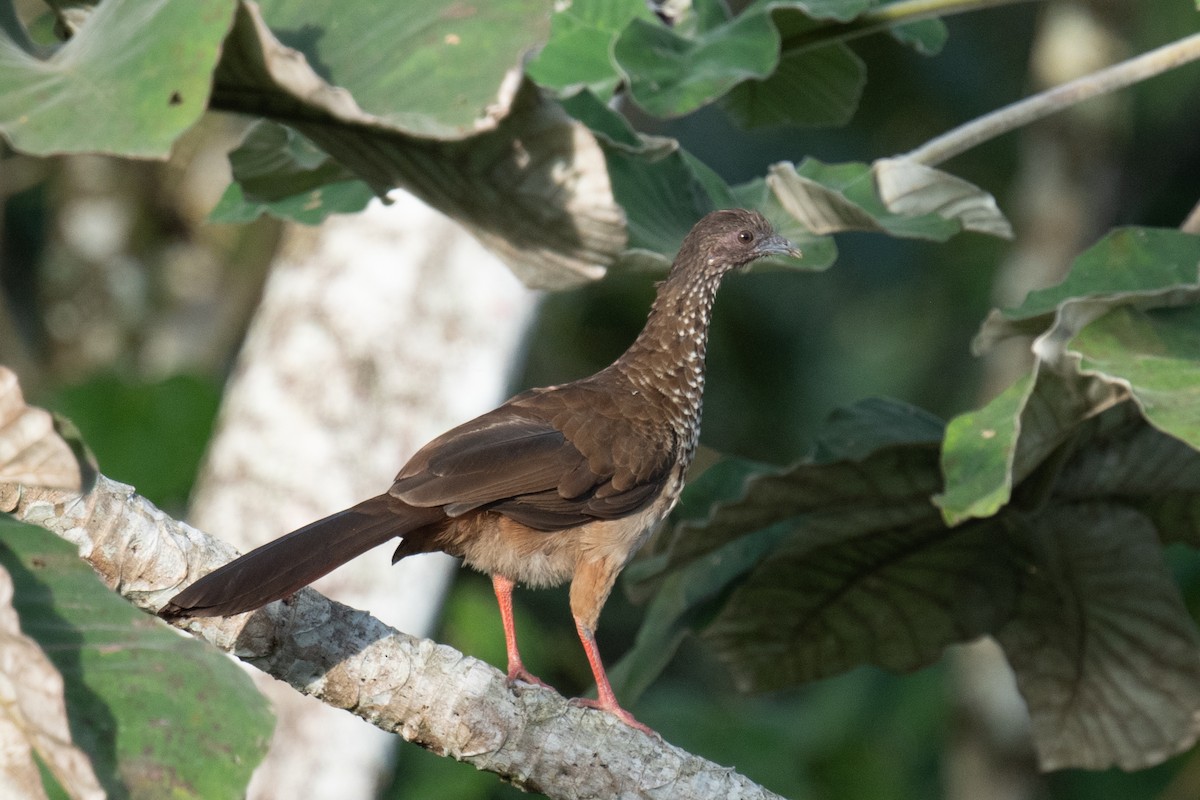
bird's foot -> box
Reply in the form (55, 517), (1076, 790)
(506, 666), (553, 691)
(569, 697), (660, 738)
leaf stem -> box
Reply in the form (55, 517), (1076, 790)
(781, 0), (1042, 54)
(906, 32), (1200, 166)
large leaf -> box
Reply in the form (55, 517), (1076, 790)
(767, 158), (1012, 241)
(0, 521), (273, 799)
(0, 564), (104, 799)
(0, 367), (271, 796)
(208, 121), (375, 225)
(648, 404), (1018, 693)
(720, 42), (864, 129)
(614, 6), (781, 118)
(1070, 305), (1200, 449)
(935, 368), (1123, 526)
(610, 0), (886, 122)
(663, 440), (946, 572)
(251, 0), (551, 139)
(524, 0), (654, 100)
(0, 0), (233, 156)
(2, 0), (625, 288)
(533, 0), (939, 127)
(997, 504), (1200, 771)
(210, 1), (623, 288)
(705, 517), (1019, 691)
(975, 227), (1200, 353)
(1052, 402), (1200, 546)
(940, 228), (1200, 525)
(646, 392), (1200, 770)
(651, 399), (946, 580)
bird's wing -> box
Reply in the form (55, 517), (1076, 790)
(389, 387), (674, 530)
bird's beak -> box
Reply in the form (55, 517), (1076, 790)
(756, 234), (803, 261)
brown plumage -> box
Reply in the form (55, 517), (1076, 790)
(160, 208), (801, 733)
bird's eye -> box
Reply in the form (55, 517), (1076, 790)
(737, 230), (753, 244)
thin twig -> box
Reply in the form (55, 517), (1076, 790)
(905, 32), (1200, 166)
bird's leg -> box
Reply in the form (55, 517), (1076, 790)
(570, 617), (657, 737)
(491, 574), (550, 688)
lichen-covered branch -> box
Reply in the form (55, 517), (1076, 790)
(0, 372), (782, 800)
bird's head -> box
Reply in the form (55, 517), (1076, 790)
(671, 209), (802, 280)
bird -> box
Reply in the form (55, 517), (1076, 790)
(160, 208), (801, 734)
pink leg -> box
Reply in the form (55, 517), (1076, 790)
(571, 617), (657, 737)
(491, 574), (550, 688)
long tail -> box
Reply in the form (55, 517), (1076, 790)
(159, 493), (443, 619)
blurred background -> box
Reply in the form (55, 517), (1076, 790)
(3, 1), (1199, 798)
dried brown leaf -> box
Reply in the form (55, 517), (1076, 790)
(0, 368), (81, 512)
(0, 566), (104, 799)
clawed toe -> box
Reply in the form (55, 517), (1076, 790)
(507, 667), (553, 690)
(569, 697), (659, 738)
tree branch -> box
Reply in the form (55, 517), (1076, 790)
(0, 379), (783, 799)
(905, 32), (1200, 166)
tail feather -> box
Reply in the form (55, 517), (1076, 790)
(159, 494), (442, 619)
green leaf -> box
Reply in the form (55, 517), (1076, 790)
(661, 403), (945, 572)
(0, 521), (272, 798)
(525, 0), (653, 100)
(0, 0), (234, 156)
(210, 179), (375, 226)
(610, 522), (789, 703)
(208, 122), (374, 225)
(604, 141), (724, 255)
(762, 0), (874, 24)
(936, 367), (1126, 526)
(765, 157), (1012, 242)
(721, 43), (864, 128)
(997, 504), (1200, 770)
(47, 373), (221, 512)
(1016, 228), (1200, 318)
(1052, 402), (1200, 547)
(935, 375), (1030, 525)
(614, 4), (781, 117)
(251, 0), (551, 139)
(211, 3), (623, 289)
(705, 517), (1020, 691)
(1070, 305), (1200, 449)
(641, 392), (1200, 770)
(940, 228), (1200, 525)
(975, 227), (1200, 352)
(940, 227), (1200, 525)
(888, 18), (948, 56)
(649, 402), (1016, 693)
(872, 157), (1012, 238)
(809, 396), (946, 462)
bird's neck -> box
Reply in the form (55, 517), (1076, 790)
(610, 267), (725, 450)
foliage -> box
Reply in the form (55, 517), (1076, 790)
(0, 520), (272, 798)
(2, 0), (1200, 797)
